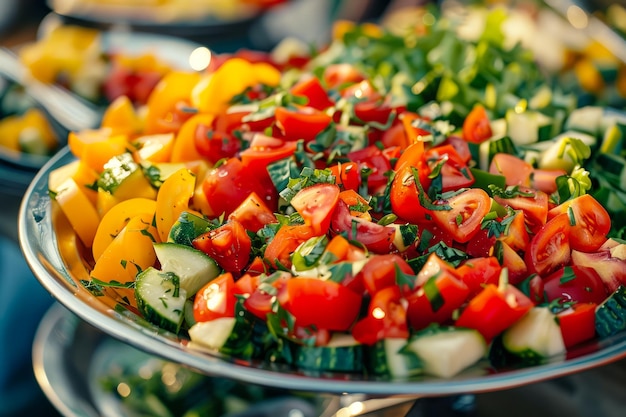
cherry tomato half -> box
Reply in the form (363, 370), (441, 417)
(431, 188), (491, 244)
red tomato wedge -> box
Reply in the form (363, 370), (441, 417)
(278, 278), (362, 331)
(556, 303), (598, 349)
(352, 286), (409, 345)
(431, 188), (491, 243)
(290, 183), (340, 235)
(525, 213), (571, 277)
(463, 104), (492, 144)
(456, 283), (533, 342)
(192, 220), (252, 274)
(274, 106), (332, 142)
(548, 194), (610, 252)
(193, 273), (237, 322)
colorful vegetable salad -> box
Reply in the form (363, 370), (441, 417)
(49, 8), (626, 380)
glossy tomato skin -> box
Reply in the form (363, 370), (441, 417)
(556, 303), (598, 349)
(264, 225), (315, 269)
(462, 104), (492, 144)
(194, 124), (241, 164)
(277, 278), (362, 331)
(455, 284), (533, 342)
(548, 194), (610, 252)
(228, 192), (277, 233)
(192, 220), (252, 274)
(431, 188), (491, 244)
(239, 134), (298, 179)
(193, 273), (237, 322)
(525, 213), (571, 277)
(329, 161), (361, 192)
(390, 164), (433, 225)
(202, 157), (275, 218)
(275, 106), (332, 142)
(330, 200), (396, 254)
(357, 254), (415, 295)
(543, 265), (608, 305)
(290, 75), (334, 110)
(406, 273), (470, 330)
(352, 286), (409, 345)
(290, 183), (340, 236)
(456, 256), (502, 297)
(244, 272), (290, 320)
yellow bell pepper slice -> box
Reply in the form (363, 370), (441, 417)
(54, 177), (101, 248)
(155, 167), (196, 242)
(90, 213), (159, 308)
(92, 197), (158, 262)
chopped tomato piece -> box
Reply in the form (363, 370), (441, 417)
(352, 286), (409, 345)
(548, 194), (610, 252)
(525, 213), (571, 277)
(290, 183), (340, 235)
(462, 104), (492, 144)
(455, 283), (533, 342)
(193, 273), (237, 322)
(431, 188), (491, 244)
(192, 220), (252, 274)
(277, 277), (362, 331)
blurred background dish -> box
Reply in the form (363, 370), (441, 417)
(33, 303), (323, 417)
(0, 24), (204, 193)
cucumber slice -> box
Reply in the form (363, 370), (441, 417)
(502, 307), (565, 363)
(294, 333), (364, 373)
(154, 242), (221, 296)
(564, 105), (604, 136)
(368, 338), (422, 378)
(135, 267), (187, 333)
(188, 312), (254, 357)
(506, 109), (553, 146)
(167, 211), (212, 246)
(595, 286), (626, 338)
(405, 327), (486, 378)
(189, 317), (237, 351)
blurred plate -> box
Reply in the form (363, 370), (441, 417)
(32, 302), (323, 417)
(47, 0), (265, 39)
(19, 147), (626, 397)
(0, 29), (202, 190)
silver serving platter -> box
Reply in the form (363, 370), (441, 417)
(19, 147), (626, 396)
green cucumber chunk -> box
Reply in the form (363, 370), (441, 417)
(596, 286), (626, 338)
(405, 327), (486, 378)
(368, 338), (422, 378)
(294, 333), (364, 373)
(135, 267), (187, 333)
(154, 242), (221, 296)
(502, 307), (565, 363)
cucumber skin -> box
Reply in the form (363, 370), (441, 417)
(294, 344), (364, 373)
(135, 268), (186, 334)
(596, 286), (626, 338)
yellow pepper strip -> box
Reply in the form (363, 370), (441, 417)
(170, 113), (213, 163)
(133, 132), (176, 163)
(101, 95), (144, 137)
(67, 127), (130, 173)
(54, 177), (101, 248)
(155, 167), (196, 242)
(92, 197), (158, 262)
(144, 71), (201, 134)
(90, 214), (159, 308)
(193, 58), (281, 115)
(49, 160), (99, 205)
